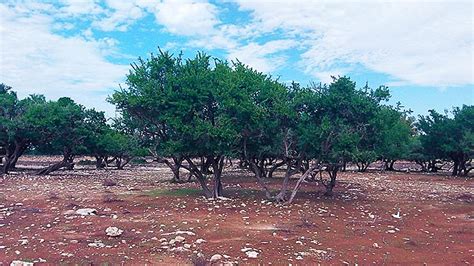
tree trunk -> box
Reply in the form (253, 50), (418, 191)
(9, 149), (23, 169)
(185, 158), (212, 198)
(415, 160), (428, 172)
(171, 166), (180, 181)
(287, 163), (321, 204)
(37, 160), (73, 175)
(211, 157), (224, 198)
(249, 160), (273, 200)
(274, 168), (292, 202)
(65, 156), (74, 170)
(1, 140), (28, 175)
(268, 160), (286, 179)
(1, 157), (12, 175)
(95, 156), (106, 169)
(428, 160), (438, 172)
(389, 160), (395, 171)
(156, 156), (186, 182)
(116, 156), (132, 170)
(324, 166), (338, 196)
(452, 159), (459, 176)
(105, 157), (116, 167)
(38, 149), (74, 175)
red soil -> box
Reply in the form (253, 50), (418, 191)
(0, 156), (473, 265)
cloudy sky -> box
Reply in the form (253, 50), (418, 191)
(0, 0), (472, 116)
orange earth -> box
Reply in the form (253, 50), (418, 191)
(1, 156), (473, 265)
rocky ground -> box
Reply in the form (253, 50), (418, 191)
(1, 156), (473, 265)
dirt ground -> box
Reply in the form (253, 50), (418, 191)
(1, 156), (473, 265)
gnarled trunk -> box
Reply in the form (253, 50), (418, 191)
(323, 165), (339, 196)
(274, 167), (292, 202)
(287, 162), (321, 204)
(156, 156), (189, 182)
(211, 156), (225, 198)
(1, 140), (28, 175)
(38, 148), (74, 175)
(185, 157), (213, 198)
(268, 160), (286, 179)
(116, 155), (133, 170)
(356, 161), (370, 172)
(95, 155), (106, 169)
(249, 159), (273, 200)
(274, 159), (302, 202)
(384, 159), (396, 171)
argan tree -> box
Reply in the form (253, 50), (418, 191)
(110, 51), (241, 198)
(0, 84), (46, 174)
(288, 77), (391, 201)
(417, 106), (473, 176)
(374, 105), (414, 171)
(34, 98), (88, 175)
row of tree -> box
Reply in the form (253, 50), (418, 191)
(1, 50), (472, 202)
(0, 84), (145, 175)
(108, 50), (473, 201)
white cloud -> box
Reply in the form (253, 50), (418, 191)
(59, 0), (105, 17)
(0, 3), (128, 116)
(227, 40), (298, 73)
(141, 0), (219, 36)
(93, 1), (145, 31)
(83, 0), (221, 34)
(235, 0), (474, 86)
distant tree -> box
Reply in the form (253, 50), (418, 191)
(417, 105), (473, 176)
(33, 98), (88, 175)
(374, 105), (414, 171)
(406, 136), (438, 172)
(100, 130), (146, 169)
(81, 109), (114, 169)
(0, 84), (46, 174)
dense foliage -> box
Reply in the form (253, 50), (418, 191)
(1, 50), (472, 201)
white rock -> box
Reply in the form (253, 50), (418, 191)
(246, 250), (259, 258)
(195, 238), (206, 244)
(183, 243), (192, 249)
(210, 254), (222, 262)
(392, 211), (401, 219)
(106, 226), (123, 237)
(217, 196), (231, 201)
(161, 230), (195, 236)
(170, 246), (189, 252)
(373, 243), (380, 248)
(75, 208), (97, 216)
(10, 261), (33, 266)
(88, 241), (105, 248)
(63, 210), (75, 215)
(174, 236), (185, 242)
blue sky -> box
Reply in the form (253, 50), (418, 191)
(0, 0), (472, 117)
